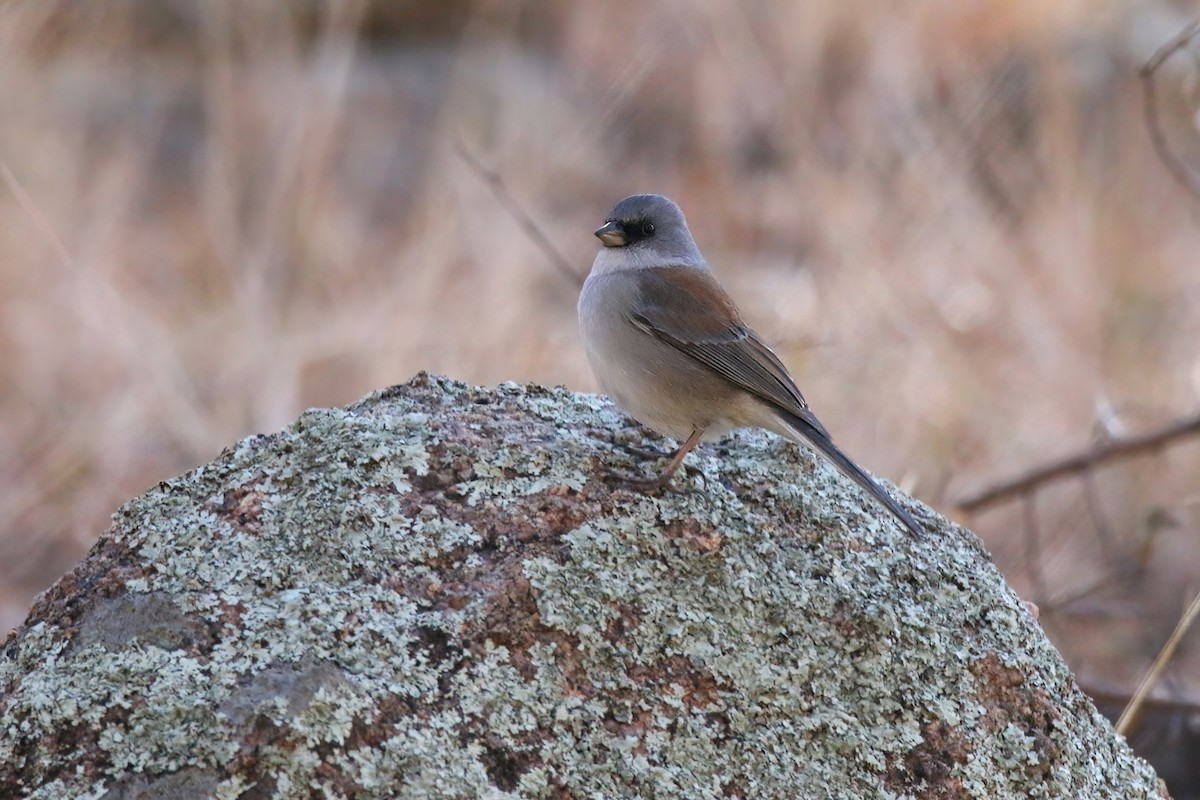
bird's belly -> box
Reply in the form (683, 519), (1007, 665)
(580, 286), (748, 441)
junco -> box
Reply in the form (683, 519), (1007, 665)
(578, 193), (923, 538)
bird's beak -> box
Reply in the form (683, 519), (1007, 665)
(594, 221), (627, 247)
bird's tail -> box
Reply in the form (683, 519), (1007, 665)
(778, 411), (924, 538)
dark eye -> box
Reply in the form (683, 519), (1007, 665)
(641, 222), (655, 236)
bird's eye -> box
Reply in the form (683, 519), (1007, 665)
(641, 222), (655, 236)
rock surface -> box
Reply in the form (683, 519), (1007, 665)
(0, 373), (1167, 799)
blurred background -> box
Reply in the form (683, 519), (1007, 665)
(2, 0), (1200, 791)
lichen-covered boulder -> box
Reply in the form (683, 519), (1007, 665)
(0, 374), (1167, 799)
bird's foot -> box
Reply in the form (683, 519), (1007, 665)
(607, 424), (675, 459)
(599, 462), (707, 494)
(616, 442), (679, 461)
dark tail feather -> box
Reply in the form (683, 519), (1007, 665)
(781, 411), (924, 538)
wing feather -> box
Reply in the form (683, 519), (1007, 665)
(628, 267), (831, 439)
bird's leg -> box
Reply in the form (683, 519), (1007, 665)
(652, 429), (705, 485)
(603, 429), (706, 491)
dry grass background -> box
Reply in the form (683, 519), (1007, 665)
(3, 0), (1200, 786)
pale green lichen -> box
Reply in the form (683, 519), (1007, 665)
(0, 374), (1168, 799)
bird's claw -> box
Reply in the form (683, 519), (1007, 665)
(598, 462), (708, 496)
(616, 443), (677, 461)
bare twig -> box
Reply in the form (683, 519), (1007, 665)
(1140, 19), (1200, 204)
(1022, 492), (1048, 603)
(957, 412), (1200, 512)
(1083, 682), (1200, 717)
(0, 160), (74, 269)
(454, 140), (584, 288)
(1080, 468), (1116, 563)
(1040, 570), (1110, 615)
(1117, 585), (1200, 736)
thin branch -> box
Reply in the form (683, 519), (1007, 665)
(1117, 585), (1200, 736)
(454, 139), (584, 288)
(1040, 570), (1111, 615)
(1080, 468), (1116, 564)
(1140, 19), (1200, 204)
(1022, 492), (1048, 604)
(1082, 682), (1200, 718)
(0, 159), (74, 269)
(957, 412), (1200, 512)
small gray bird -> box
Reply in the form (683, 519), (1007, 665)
(578, 193), (923, 538)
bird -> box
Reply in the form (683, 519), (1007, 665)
(577, 193), (924, 538)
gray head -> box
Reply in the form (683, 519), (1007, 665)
(590, 194), (706, 274)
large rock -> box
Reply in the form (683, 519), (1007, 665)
(0, 374), (1167, 799)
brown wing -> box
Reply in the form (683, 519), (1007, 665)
(628, 266), (831, 440)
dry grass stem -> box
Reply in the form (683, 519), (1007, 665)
(1117, 586), (1200, 736)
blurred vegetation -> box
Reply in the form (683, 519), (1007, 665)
(2, 0), (1200, 792)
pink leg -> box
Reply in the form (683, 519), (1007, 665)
(651, 429), (705, 486)
(605, 429), (705, 490)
